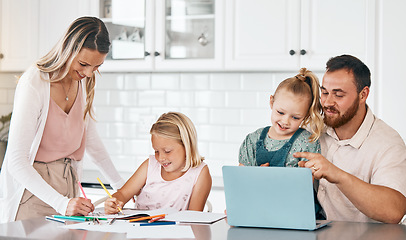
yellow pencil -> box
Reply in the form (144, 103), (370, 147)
(96, 177), (124, 214)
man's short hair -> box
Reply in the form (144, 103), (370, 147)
(326, 55), (371, 93)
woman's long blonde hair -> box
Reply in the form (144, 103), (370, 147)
(36, 16), (110, 120)
(273, 68), (324, 142)
(150, 112), (204, 172)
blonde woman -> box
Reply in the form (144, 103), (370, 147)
(104, 112), (212, 214)
(0, 16), (124, 223)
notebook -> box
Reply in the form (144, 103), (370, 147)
(222, 166), (331, 230)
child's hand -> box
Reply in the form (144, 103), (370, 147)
(104, 197), (124, 214)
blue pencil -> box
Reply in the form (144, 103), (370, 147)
(140, 221), (177, 226)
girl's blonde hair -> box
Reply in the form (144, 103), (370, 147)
(150, 112), (204, 171)
(273, 68), (324, 142)
(36, 16), (110, 120)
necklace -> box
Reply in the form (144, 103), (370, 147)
(61, 80), (73, 101)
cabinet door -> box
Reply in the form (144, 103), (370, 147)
(0, 0), (39, 72)
(154, 0), (224, 71)
(225, 0), (301, 71)
(38, 0), (97, 58)
(300, 0), (376, 70)
(99, 0), (154, 72)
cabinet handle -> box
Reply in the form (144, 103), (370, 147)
(0, 53), (4, 59)
(300, 49), (307, 55)
(154, 52), (160, 57)
(289, 50), (296, 56)
(144, 51), (150, 57)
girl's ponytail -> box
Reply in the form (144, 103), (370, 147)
(295, 68), (324, 142)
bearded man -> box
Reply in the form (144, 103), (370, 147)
(294, 55), (406, 224)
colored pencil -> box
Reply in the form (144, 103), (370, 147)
(140, 221), (176, 226)
(51, 215), (87, 222)
(129, 214), (166, 223)
(96, 177), (124, 214)
(77, 180), (88, 200)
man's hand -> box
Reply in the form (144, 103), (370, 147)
(294, 152), (344, 184)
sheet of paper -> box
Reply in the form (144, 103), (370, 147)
(164, 211), (226, 224)
(60, 221), (130, 233)
(127, 225), (195, 239)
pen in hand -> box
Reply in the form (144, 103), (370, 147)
(96, 177), (124, 214)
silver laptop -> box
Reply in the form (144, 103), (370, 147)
(222, 166), (331, 230)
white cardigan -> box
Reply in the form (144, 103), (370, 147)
(0, 66), (125, 223)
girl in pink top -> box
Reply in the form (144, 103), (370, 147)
(105, 112), (212, 213)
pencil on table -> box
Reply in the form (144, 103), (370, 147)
(129, 214), (166, 223)
(96, 177), (124, 214)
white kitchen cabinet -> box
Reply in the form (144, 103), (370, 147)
(98, 0), (224, 72)
(0, 0), (96, 72)
(225, 0), (376, 71)
(0, 0), (39, 72)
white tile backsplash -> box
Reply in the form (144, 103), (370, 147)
(138, 90), (166, 106)
(96, 74), (125, 89)
(0, 71), (299, 186)
(166, 91), (195, 107)
(151, 74), (180, 89)
(226, 91), (258, 108)
(209, 108), (241, 125)
(109, 91), (138, 106)
(210, 73), (241, 90)
(241, 73), (274, 90)
(195, 91), (226, 107)
(124, 74), (151, 90)
(180, 74), (210, 90)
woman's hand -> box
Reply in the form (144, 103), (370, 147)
(104, 197), (124, 214)
(65, 197), (94, 216)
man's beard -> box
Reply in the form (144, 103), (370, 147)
(323, 96), (359, 128)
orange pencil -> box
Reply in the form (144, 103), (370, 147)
(129, 214), (166, 223)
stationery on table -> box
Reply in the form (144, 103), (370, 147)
(88, 207), (176, 220)
(129, 214), (166, 223)
(48, 215), (108, 222)
(96, 177), (124, 214)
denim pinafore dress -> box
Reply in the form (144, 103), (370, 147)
(255, 126), (304, 167)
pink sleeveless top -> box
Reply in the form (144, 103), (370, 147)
(35, 82), (86, 162)
(136, 155), (207, 211)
